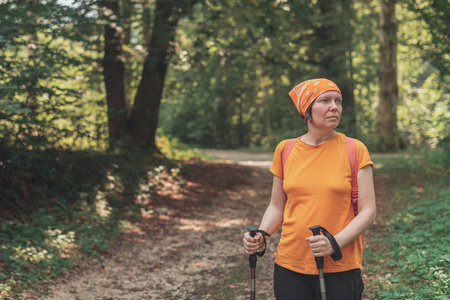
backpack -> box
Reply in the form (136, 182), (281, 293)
(281, 136), (359, 216)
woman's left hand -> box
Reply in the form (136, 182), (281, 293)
(306, 235), (334, 257)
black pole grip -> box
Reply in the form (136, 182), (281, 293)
(309, 225), (321, 236)
(309, 225), (324, 269)
(248, 226), (258, 268)
(248, 225), (258, 237)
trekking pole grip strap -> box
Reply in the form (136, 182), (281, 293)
(256, 230), (270, 257)
(320, 227), (342, 261)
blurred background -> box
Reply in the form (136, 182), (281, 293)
(1, 0), (448, 153)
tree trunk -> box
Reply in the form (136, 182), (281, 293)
(121, 0), (133, 113)
(315, 0), (357, 137)
(102, 0), (128, 147)
(377, 0), (399, 151)
(129, 0), (197, 151)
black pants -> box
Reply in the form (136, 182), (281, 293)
(274, 263), (364, 300)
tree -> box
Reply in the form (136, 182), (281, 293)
(376, 0), (400, 151)
(102, 0), (198, 152)
(102, 0), (128, 146)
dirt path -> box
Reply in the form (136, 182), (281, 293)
(35, 152), (279, 300)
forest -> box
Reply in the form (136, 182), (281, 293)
(0, 0), (449, 298)
(1, 0), (449, 152)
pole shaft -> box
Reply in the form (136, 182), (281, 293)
(319, 269), (327, 300)
(248, 226), (258, 300)
(309, 225), (327, 300)
(251, 267), (256, 300)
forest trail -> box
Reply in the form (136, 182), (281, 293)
(35, 151), (279, 300)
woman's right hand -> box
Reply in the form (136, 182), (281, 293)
(243, 231), (263, 255)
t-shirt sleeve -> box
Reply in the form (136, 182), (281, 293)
(270, 139), (289, 178)
(355, 139), (374, 170)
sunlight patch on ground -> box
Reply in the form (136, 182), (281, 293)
(118, 220), (145, 235)
(177, 218), (210, 231)
(95, 198), (112, 217)
(214, 218), (247, 228)
(140, 208), (155, 218)
(238, 161), (272, 168)
(177, 217), (246, 231)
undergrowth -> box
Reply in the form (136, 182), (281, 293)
(0, 135), (203, 299)
(365, 152), (449, 299)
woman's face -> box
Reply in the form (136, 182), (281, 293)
(309, 91), (343, 129)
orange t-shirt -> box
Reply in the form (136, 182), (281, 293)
(270, 133), (373, 274)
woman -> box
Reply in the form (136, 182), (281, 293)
(243, 78), (376, 299)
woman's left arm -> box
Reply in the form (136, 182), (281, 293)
(334, 164), (376, 249)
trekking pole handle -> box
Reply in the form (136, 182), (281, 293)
(309, 225), (324, 269)
(310, 225), (321, 236)
(248, 226), (258, 269)
(248, 225), (258, 238)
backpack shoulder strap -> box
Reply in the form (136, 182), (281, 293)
(345, 137), (359, 216)
(281, 137), (300, 179)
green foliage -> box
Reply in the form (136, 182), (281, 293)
(159, 0), (450, 151)
(0, 0), (106, 150)
(0, 207), (120, 297)
(1, 0), (448, 152)
(401, 0), (450, 77)
(156, 129), (207, 161)
(395, 3), (450, 150)
(161, 0), (333, 149)
(365, 154), (450, 299)
(426, 130), (450, 168)
(0, 148), (109, 213)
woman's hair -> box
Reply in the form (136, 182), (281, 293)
(300, 102), (314, 124)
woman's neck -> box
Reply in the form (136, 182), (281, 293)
(301, 129), (337, 146)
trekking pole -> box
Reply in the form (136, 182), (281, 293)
(248, 225), (258, 300)
(309, 225), (327, 300)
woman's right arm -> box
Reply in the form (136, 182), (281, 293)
(243, 175), (287, 255)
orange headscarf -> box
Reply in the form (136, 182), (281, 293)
(288, 78), (341, 116)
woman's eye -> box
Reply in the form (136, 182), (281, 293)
(336, 100), (342, 105)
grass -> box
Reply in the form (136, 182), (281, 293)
(364, 151), (449, 299)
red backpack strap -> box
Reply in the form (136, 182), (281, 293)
(281, 137), (300, 179)
(345, 137), (358, 216)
